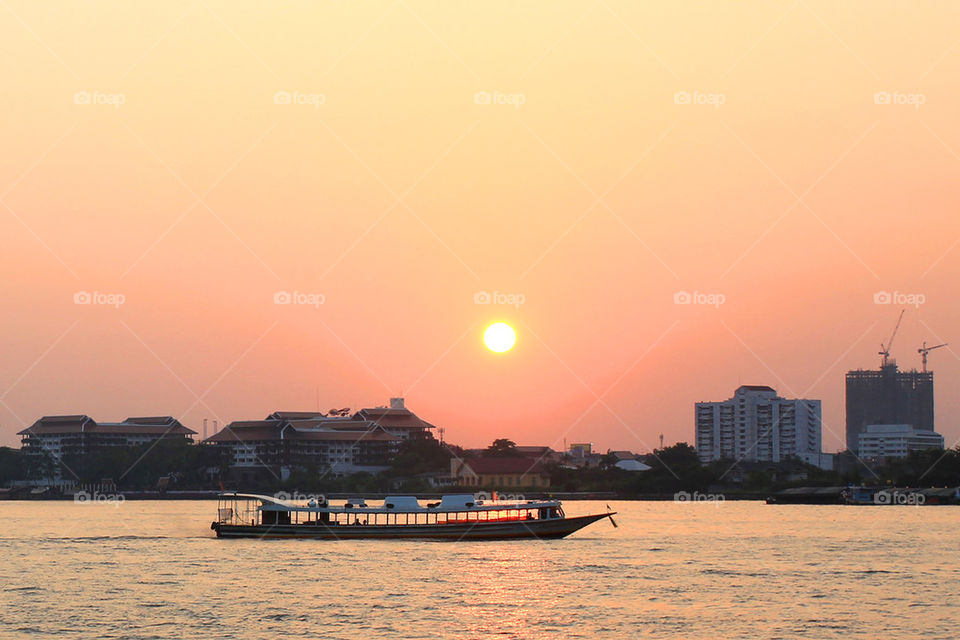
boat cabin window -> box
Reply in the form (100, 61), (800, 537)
(262, 510), (291, 525)
(233, 499), (562, 529)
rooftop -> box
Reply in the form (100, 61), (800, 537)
(514, 445), (557, 457)
(265, 411), (327, 421)
(19, 415), (195, 436)
(203, 419), (399, 444)
(464, 457), (548, 475)
(863, 424), (942, 435)
(735, 385), (777, 394)
(261, 401), (438, 431)
(355, 407), (437, 430)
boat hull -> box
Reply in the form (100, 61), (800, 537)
(212, 513), (613, 540)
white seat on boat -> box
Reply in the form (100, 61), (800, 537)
(383, 496), (422, 510)
(438, 494), (477, 510)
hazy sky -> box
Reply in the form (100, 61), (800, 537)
(2, 1), (959, 453)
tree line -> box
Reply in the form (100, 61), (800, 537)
(2, 437), (959, 495)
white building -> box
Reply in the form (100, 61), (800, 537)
(695, 385), (822, 464)
(203, 398), (439, 482)
(857, 424), (944, 459)
(18, 415), (196, 481)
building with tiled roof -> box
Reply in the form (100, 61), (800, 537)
(451, 456), (551, 489)
(18, 415), (196, 480)
(353, 397), (437, 439)
(202, 402), (440, 482)
(264, 411), (326, 421)
(202, 398), (440, 482)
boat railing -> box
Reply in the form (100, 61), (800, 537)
(217, 496), (261, 526)
(215, 493), (565, 528)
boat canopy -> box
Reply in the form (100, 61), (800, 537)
(217, 492), (560, 514)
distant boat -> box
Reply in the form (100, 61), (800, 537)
(211, 493), (616, 540)
(765, 485), (960, 506)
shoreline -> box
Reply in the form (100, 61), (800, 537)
(0, 490), (769, 501)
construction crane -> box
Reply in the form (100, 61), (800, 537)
(878, 309), (905, 367)
(918, 341), (948, 373)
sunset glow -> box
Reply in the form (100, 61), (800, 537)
(4, 5), (960, 640)
(0, 1), (958, 454)
(484, 323), (517, 354)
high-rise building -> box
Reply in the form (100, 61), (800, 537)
(695, 385), (822, 464)
(845, 363), (934, 452)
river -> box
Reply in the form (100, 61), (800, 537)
(1, 499), (957, 638)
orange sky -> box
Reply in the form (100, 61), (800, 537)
(1, 1), (960, 453)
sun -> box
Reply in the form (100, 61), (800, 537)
(484, 322), (516, 353)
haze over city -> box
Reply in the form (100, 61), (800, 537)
(2, 1), (959, 454)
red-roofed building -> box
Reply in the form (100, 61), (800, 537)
(451, 456), (551, 489)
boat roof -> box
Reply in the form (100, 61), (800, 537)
(217, 492), (561, 513)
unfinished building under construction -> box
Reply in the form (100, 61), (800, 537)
(845, 364), (934, 452)
(845, 309), (938, 452)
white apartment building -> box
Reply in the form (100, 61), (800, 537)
(695, 385), (822, 464)
(857, 424), (944, 459)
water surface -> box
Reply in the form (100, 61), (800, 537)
(1, 500), (958, 638)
